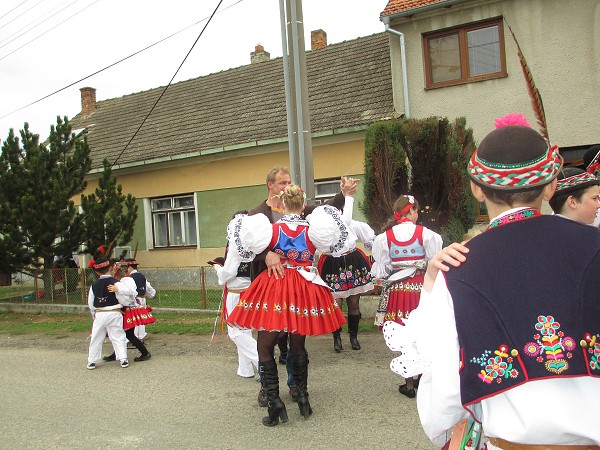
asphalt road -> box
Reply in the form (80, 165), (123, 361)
(0, 330), (435, 450)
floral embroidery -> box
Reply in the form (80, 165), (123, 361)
(323, 265), (372, 292)
(487, 208), (541, 229)
(471, 344), (519, 384)
(523, 315), (574, 374)
(583, 333), (600, 372)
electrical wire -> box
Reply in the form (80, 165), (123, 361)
(0, 0), (31, 23)
(0, 0), (102, 62)
(0, 0), (78, 49)
(0, 0), (244, 122)
(111, 0), (226, 168)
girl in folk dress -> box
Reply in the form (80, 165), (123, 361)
(227, 184), (346, 427)
(316, 190), (375, 352)
(371, 195), (442, 398)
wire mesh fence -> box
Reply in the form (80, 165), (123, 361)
(0, 267), (223, 310)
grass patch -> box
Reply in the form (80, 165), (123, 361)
(0, 311), (218, 336)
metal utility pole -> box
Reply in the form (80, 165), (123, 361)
(279, 0), (315, 204)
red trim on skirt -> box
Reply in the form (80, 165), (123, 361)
(123, 306), (156, 330)
(226, 269), (346, 335)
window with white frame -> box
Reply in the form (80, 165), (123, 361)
(423, 18), (506, 89)
(151, 194), (197, 248)
(314, 179), (340, 205)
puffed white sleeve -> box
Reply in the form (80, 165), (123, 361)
(350, 220), (375, 250)
(370, 232), (391, 278)
(229, 213), (272, 261)
(422, 227), (443, 259)
(341, 196), (354, 225)
(307, 205), (353, 256)
(215, 245), (242, 286)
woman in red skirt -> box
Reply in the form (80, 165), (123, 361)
(227, 184), (346, 426)
(371, 195), (442, 397)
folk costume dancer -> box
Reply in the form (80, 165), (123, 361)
(123, 258), (156, 343)
(212, 212), (259, 379)
(371, 195), (442, 398)
(317, 191), (375, 352)
(582, 144), (600, 228)
(227, 185), (347, 426)
(549, 167), (600, 225)
(103, 262), (154, 363)
(383, 123), (600, 449)
(87, 257), (136, 370)
(248, 166), (355, 405)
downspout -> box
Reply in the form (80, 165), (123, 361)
(384, 24), (410, 117)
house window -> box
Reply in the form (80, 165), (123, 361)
(423, 18), (506, 89)
(314, 179), (340, 205)
(151, 194), (197, 248)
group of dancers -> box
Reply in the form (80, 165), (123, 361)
(213, 166), (443, 427)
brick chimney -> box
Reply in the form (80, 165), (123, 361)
(80, 87), (96, 116)
(251, 44), (270, 64)
(311, 29), (327, 50)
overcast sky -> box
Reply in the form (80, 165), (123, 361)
(0, 0), (388, 139)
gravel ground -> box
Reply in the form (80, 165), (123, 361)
(0, 330), (435, 450)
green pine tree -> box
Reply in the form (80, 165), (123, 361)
(0, 117), (91, 284)
(80, 158), (138, 260)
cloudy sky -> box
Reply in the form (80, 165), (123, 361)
(0, 0), (389, 138)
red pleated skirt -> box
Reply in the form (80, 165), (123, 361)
(123, 306), (156, 330)
(374, 271), (424, 328)
(227, 268), (346, 335)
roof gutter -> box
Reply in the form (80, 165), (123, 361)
(384, 24), (410, 118)
(380, 0), (472, 24)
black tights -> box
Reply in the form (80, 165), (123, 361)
(258, 330), (305, 362)
(125, 328), (149, 355)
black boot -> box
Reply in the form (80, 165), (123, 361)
(277, 333), (288, 365)
(292, 354), (312, 418)
(348, 314), (361, 350)
(259, 360), (288, 427)
(332, 328), (343, 353)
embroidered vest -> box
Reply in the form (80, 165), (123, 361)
(386, 225), (425, 263)
(237, 261), (251, 278)
(130, 272), (147, 297)
(269, 223), (316, 267)
(445, 215), (600, 412)
(92, 277), (120, 308)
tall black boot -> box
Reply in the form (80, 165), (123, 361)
(348, 314), (361, 350)
(259, 359), (288, 427)
(292, 354), (312, 418)
(332, 327), (343, 353)
(277, 333), (288, 365)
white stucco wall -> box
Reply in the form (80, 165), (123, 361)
(386, 0), (600, 147)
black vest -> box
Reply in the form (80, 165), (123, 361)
(445, 215), (600, 409)
(92, 277), (120, 308)
(237, 261), (251, 278)
(130, 272), (147, 297)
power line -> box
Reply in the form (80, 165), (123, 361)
(0, 0), (77, 49)
(0, 0), (31, 23)
(0, 0), (102, 62)
(0, 0), (244, 121)
(111, 0), (227, 168)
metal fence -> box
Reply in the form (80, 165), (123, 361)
(0, 267), (223, 310)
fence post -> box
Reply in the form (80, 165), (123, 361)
(81, 268), (87, 305)
(200, 266), (207, 309)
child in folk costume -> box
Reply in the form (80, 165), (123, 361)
(212, 211), (259, 379)
(87, 258), (137, 369)
(317, 188), (375, 352)
(383, 123), (600, 449)
(122, 258), (156, 343)
(549, 167), (600, 225)
(371, 195), (442, 398)
(227, 184), (347, 427)
(102, 262), (154, 363)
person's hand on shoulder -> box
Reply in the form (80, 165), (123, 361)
(423, 242), (469, 292)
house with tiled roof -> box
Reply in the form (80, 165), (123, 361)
(380, 0), (599, 162)
(70, 31), (394, 267)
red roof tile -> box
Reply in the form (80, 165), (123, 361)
(381, 0), (447, 17)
